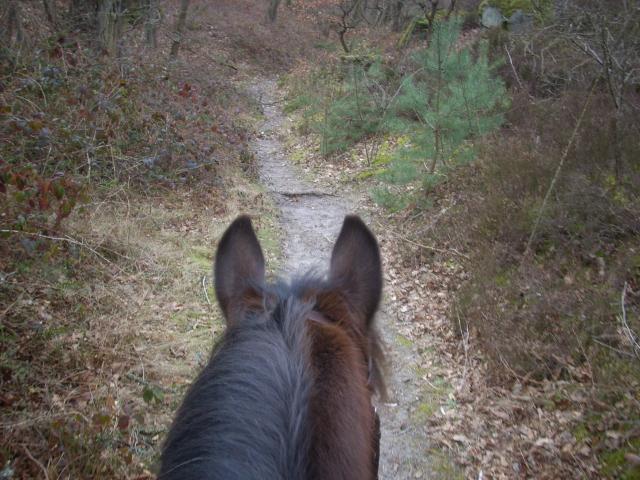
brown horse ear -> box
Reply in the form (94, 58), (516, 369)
(329, 215), (382, 325)
(214, 216), (265, 322)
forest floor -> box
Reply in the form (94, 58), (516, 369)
(2, 1), (627, 479)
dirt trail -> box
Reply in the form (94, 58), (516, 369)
(250, 79), (437, 479)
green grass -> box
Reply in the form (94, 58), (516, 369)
(413, 401), (436, 421)
(396, 334), (414, 348)
(430, 450), (466, 480)
(601, 438), (640, 479)
(189, 246), (212, 270)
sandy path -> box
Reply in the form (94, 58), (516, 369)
(249, 79), (436, 479)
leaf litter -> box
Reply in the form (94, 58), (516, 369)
(279, 82), (611, 479)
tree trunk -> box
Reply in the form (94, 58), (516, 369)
(445, 0), (456, 20)
(144, 0), (160, 48)
(425, 0), (439, 32)
(114, 1), (125, 57)
(4, 0), (25, 46)
(97, 0), (126, 56)
(338, 27), (350, 53)
(169, 0), (191, 60)
(267, 0), (281, 22)
(42, 0), (58, 28)
(391, 1), (403, 32)
(68, 0), (96, 30)
(97, 0), (115, 53)
(430, 127), (440, 173)
(610, 106), (624, 185)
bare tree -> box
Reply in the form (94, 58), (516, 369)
(445, 0), (456, 20)
(169, 0), (191, 60)
(417, 0), (440, 31)
(391, 0), (405, 31)
(97, 0), (126, 55)
(67, 0), (95, 29)
(3, 0), (25, 46)
(268, 0), (281, 22)
(42, 0), (58, 28)
(559, 1), (640, 183)
(144, 0), (160, 48)
(416, 0), (457, 31)
(333, 0), (364, 53)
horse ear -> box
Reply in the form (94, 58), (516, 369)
(329, 215), (382, 325)
(214, 216), (265, 322)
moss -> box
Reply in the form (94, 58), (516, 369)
(255, 213), (282, 270)
(189, 246), (212, 270)
(413, 365), (428, 377)
(444, 258), (459, 270)
(284, 93), (315, 114)
(353, 167), (387, 180)
(494, 271), (510, 287)
(572, 424), (590, 443)
(413, 401), (436, 421)
(39, 325), (70, 341)
(170, 309), (207, 332)
(58, 278), (83, 293)
(600, 439), (640, 479)
(396, 334), (413, 348)
(15, 260), (32, 274)
(289, 148), (306, 164)
(432, 376), (452, 391)
(429, 450), (465, 480)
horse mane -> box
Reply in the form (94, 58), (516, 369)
(159, 279), (315, 479)
(159, 273), (385, 480)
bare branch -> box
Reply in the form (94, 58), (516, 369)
(619, 282), (640, 361)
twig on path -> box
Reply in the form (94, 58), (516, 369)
(455, 304), (470, 393)
(592, 338), (636, 358)
(179, 43), (238, 71)
(258, 98), (287, 107)
(275, 190), (336, 198)
(202, 274), (212, 306)
(375, 220), (469, 259)
(22, 445), (50, 480)
(125, 372), (163, 389)
(0, 295), (22, 321)
(203, 52), (238, 71)
(0, 229), (128, 270)
(504, 45), (524, 90)
(619, 282), (640, 360)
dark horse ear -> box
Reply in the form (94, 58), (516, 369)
(329, 215), (382, 325)
(214, 216), (265, 322)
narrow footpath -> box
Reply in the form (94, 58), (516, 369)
(249, 79), (438, 479)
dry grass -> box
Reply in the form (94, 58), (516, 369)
(0, 167), (281, 478)
(0, 0), (301, 477)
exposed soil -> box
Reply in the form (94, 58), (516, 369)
(250, 78), (444, 479)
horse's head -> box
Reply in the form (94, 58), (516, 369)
(161, 215), (384, 479)
(215, 214), (382, 327)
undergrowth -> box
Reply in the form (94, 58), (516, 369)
(282, 5), (640, 477)
(0, 2), (275, 477)
(448, 70), (640, 480)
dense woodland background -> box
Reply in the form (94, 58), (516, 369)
(1, 0), (639, 478)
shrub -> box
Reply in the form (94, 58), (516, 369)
(450, 90), (639, 383)
(320, 60), (390, 156)
(379, 19), (508, 198)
